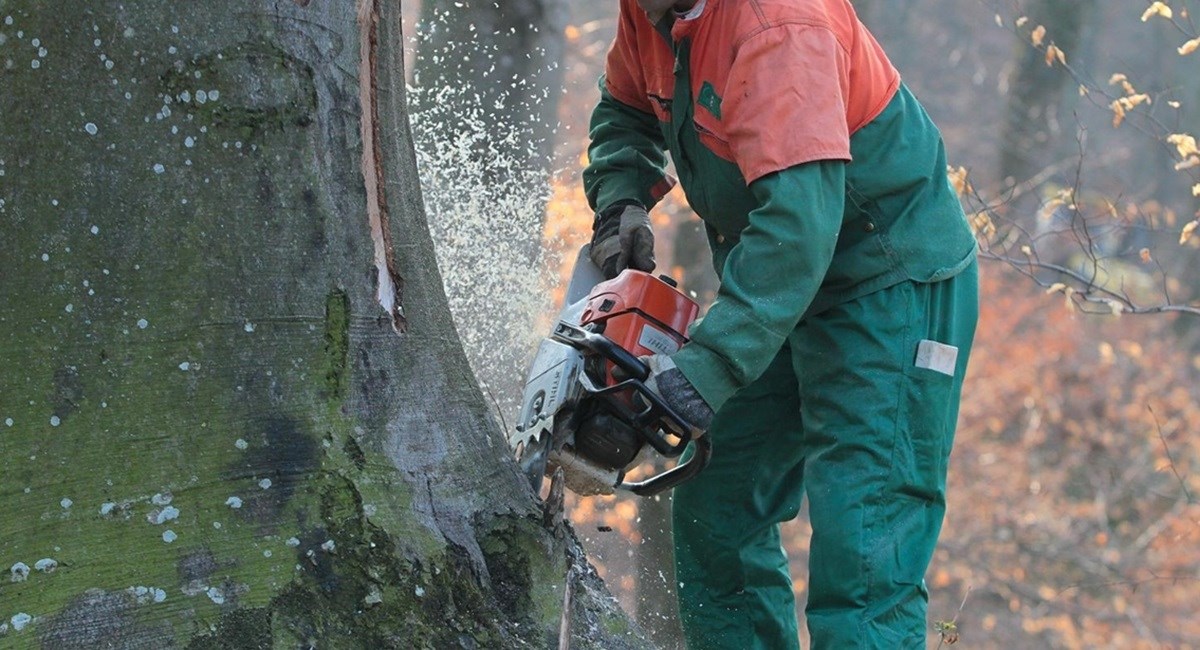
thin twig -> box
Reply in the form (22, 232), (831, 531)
(1149, 405), (1194, 503)
(935, 584), (972, 648)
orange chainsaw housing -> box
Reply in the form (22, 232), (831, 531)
(578, 270), (700, 382)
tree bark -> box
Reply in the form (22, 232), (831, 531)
(0, 2), (642, 647)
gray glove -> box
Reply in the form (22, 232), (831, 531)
(639, 355), (714, 438)
(589, 203), (655, 279)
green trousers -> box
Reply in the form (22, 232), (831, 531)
(673, 262), (979, 649)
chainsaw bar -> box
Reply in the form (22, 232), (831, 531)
(509, 337), (587, 491)
(516, 431), (551, 491)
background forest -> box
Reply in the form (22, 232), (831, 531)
(403, 1), (1199, 648)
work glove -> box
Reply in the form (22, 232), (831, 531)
(589, 202), (656, 279)
(636, 354), (714, 438)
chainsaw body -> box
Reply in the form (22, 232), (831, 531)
(509, 247), (711, 497)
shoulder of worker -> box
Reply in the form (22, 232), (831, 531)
(721, 0), (864, 47)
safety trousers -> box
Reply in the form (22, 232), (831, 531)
(673, 261), (979, 649)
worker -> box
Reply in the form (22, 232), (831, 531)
(583, 0), (980, 647)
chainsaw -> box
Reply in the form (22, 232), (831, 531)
(508, 246), (712, 497)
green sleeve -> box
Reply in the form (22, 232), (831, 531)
(672, 161), (846, 411)
(582, 77), (670, 213)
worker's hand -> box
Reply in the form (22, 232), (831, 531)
(638, 354), (714, 438)
(589, 202), (655, 279)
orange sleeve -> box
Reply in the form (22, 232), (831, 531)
(723, 24), (853, 184)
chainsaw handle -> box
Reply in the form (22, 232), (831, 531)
(554, 322), (690, 457)
(619, 436), (712, 497)
(551, 322), (649, 381)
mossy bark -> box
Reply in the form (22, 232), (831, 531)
(0, 1), (645, 647)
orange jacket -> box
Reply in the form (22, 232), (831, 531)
(604, 0), (900, 183)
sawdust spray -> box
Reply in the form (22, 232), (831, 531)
(407, 11), (568, 431)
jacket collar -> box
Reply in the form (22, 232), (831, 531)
(670, 0), (715, 39)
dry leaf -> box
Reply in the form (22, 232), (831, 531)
(970, 211), (996, 238)
(1193, 183), (1200, 196)
(1180, 37), (1200, 55)
(1104, 200), (1120, 219)
(1108, 73), (1128, 85)
(1031, 25), (1046, 47)
(1169, 100), (1182, 108)
(1115, 94), (1151, 116)
(1167, 133), (1199, 158)
(1174, 156), (1200, 171)
(1110, 99), (1127, 127)
(1016, 16), (1029, 28)
(1182, 219), (1199, 245)
(1045, 44), (1066, 66)
(947, 165), (971, 196)
(1142, 2), (1173, 22)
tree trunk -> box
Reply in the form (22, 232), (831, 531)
(0, 2), (642, 647)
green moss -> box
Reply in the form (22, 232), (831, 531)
(478, 515), (569, 628)
(264, 473), (538, 649)
(324, 290), (351, 402)
(186, 608), (272, 650)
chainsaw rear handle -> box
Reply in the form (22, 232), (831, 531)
(551, 321), (694, 457)
(619, 435), (711, 497)
(551, 320), (709, 496)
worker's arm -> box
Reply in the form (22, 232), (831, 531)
(583, 81), (672, 214)
(582, 0), (673, 213)
(672, 161), (845, 411)
(670, 20), (863, 411)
